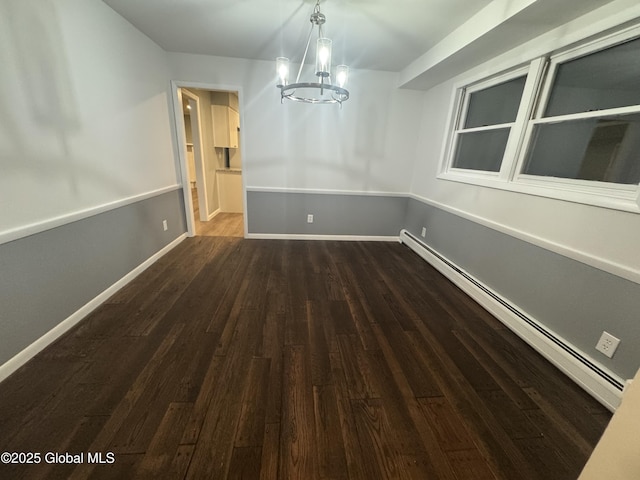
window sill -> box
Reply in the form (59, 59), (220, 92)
(437, 171), (640, 214)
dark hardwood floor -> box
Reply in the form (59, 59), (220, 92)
(0, 238), (611, 479)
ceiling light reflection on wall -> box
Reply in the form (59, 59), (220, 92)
(276, 0), (349, 106)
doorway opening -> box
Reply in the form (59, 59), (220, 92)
(174, 85), (245, 238)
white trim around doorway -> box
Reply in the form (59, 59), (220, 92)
(169, 81), (248, 238)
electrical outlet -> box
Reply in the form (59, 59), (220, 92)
(595, 331), (620, 358)
(421, 227), (427, 238)
(162, 220), (168, 231)
(307, 214), (314, 224)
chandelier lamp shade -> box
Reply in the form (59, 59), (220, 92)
(276, 0), (349, 105)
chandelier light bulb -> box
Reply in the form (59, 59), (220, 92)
(316, 38), (332, 77)
(276, 57), (290, 86)
(336, 65), (349, 88)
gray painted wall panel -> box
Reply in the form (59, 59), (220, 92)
(404, 197), (640, 380)
(0, 190), (187, 365)
(247, 191), (407, 237)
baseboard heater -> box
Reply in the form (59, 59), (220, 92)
(400, 229), (624, 410)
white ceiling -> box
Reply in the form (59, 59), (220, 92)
(103, 0), (619, 78)
(102, 0), (492, 72)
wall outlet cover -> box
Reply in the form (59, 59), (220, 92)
(595, 331), (620, 358)
(307, 214), (314, 224)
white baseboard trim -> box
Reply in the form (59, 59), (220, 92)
(399, 229), (624, 412)
(208, 208), (221, 221)
(0, 233), (187, 384)
(245, 233), (400, 242)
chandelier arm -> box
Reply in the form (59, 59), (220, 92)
(279, 82), (348, 104)
(296, 21), (316, 83)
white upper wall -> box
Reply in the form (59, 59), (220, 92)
(0, 0), (178, 241)
(166, 53), (424, 195)
(410, 0), (640, 280)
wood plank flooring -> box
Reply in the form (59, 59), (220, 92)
(192, 187), (244, 237)
(196, 212), (244, 237)
(0, 238), (611, 479)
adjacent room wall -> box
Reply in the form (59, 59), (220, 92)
(579, 367), (640, 479)
(0, 0), (186, 372)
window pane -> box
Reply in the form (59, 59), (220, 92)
(545, 37), (640, 117)
(523, 114), (640, 184)
(464, 76), (526, 128)
(453, 129), (510, 172)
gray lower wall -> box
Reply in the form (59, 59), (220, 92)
(0, 189), (187, 366)
(403, 197), (640, 380)
(246, 190), (407, 237)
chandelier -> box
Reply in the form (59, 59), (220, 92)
(276, 0), (349, 106)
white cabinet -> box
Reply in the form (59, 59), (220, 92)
(217, 170), (243, 213)
(212, 105), (239, 148)
(228, 108), (239, 147)
(211, 91), (240, 149)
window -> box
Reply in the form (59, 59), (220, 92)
(440, 26), (640, 212)
(450, 74), (527, 173)
(520, 36), (640, 188)
(522, 116), (640, 185)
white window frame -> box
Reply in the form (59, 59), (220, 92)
(512, 26), (640, 210)
(437, 23), (640, 214)
(439, 60), (545, 186)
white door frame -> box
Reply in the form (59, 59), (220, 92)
(170, 80), (247, 237)
(181, 89), (209, 224)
